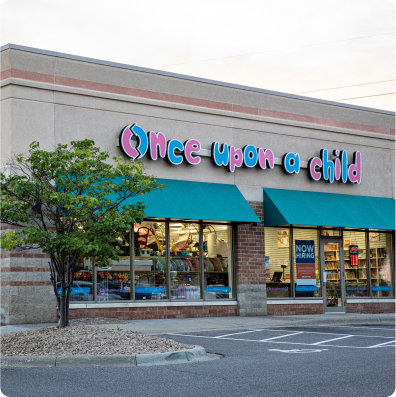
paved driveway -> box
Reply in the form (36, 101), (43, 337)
(2, 324), (394, 397)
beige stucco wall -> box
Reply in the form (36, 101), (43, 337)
(1, 47), (395, 202)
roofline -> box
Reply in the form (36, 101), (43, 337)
(1, 43), (394, 116)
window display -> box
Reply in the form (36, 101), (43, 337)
(264, 227), (291, 297)
(97, 231), (132, 300)
(69, 258), (93, 301)
(343, 231), (368, 297)
(76, 221), (234, 302)
(203, 224), (232, 299)
(134, 222), (167, 300)
(370, 232), (394, 297)
(293, 229), (320, 298)
(169, 222), (201, 299)
(97, 271), (131, 301)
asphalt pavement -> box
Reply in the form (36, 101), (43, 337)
(1, 313), (395, 397)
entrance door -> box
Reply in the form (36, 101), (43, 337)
(321, 238), (345, 312)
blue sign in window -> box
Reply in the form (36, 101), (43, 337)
(57, 287), (91, 295)
(296, 286), (318, 292)
(372, 286), (392, 292)
(205, 286), (231, 293)
(135, 287), (165, 294)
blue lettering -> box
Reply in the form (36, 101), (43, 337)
(321, 149), (334, 183)
(167, 140), (184, 165)
(282, 152), (300, 174)
(211, 142), (229, 166)
(243, 145), (258, 167)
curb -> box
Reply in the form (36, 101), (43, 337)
(1, 346), (208, 368)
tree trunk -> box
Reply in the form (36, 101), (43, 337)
(65, 284), (71, 327)
(59, 289), (68, 328)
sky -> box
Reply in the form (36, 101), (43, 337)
(0, 0), (395, 111)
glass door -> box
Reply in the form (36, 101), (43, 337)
(321, 238), (345, 312)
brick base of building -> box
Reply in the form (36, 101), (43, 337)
(346, 302), (395, 314)
(69, 305), (238, 320)
(267, 304), (323, 315)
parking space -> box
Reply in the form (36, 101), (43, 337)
(168, 324), (395, 350)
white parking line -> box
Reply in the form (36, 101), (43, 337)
(367, 340), (396, 349)
(214, 330), (264, 338)
(260, 332), (303, 342)
(167, 328), (396, 350)
(311, 335), (353, 345)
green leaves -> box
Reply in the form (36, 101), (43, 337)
(0, 140), (163, 265)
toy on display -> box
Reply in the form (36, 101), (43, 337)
(138, 226), (164, 254)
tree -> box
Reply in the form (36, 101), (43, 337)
(0, 140), (162, 327)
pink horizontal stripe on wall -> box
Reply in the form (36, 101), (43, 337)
(1, 69), (394, 136)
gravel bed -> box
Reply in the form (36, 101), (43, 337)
(1, 321), (193, 356)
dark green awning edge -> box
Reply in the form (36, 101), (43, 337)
(263, 188), (395, 230)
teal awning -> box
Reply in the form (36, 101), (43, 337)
(115, 179), (260, 223)
(263, 188), (395, 230)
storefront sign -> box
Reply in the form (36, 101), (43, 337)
(296, 286), (318, 292)
(295, 240), (316, 286)
(308, 149), (361, 184)
(118, 124), (362, 183)
(349, 245), (358, 266)
(372, 286), (391, 292)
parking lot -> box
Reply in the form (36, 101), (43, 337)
(167, 324), (395, 351)
(2, 323), (395, 397)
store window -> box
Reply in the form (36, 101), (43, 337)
(169, 222), (201, 299)
(70, 258), (93, 301)
(264, 228), (291, 297)
(369, 232), (394, 297)
(321, 229), (341, 237)
(293, 229), (320, 298)
(343, 231), (368, 297)
(134, 222), (167, 300)
(73, 221), (235, 303)
(203, 224), (232, 299)
(97, 231), (132, 301)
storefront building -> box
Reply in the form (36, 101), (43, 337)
(0, 44), (394, 324)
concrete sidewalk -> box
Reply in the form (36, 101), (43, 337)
(1, 313), (394, 335)
(96, 313), (395, 335)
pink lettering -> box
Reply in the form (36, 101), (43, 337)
(229, 146), (243, 173)
(184, 139), (201, 165)
(149, 131), (167, 160)
(334, 158), (341, 180)
(348, 151), (361, 184)
(308, 157), (322, 181)
(120, 125), (139, 159)
(258, 148), (274, 169)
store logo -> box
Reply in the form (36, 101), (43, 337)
(119, 124), (201, 165)
(119, 124), (148, 159)
(211, 142), (274, 173)
(308, 149), (361, 184)
(118, 124), (362, 184)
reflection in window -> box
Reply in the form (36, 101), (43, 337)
(343, 231), (368, 297)
(370, 232), (394, 297)
(70, 258), (93, 301)
(134, 222), (167, 300)
(169, 222), (201, 299)
(264, 228), (291, 298)
(203, 224), (232, 299)
(97, 231), (131, 300)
